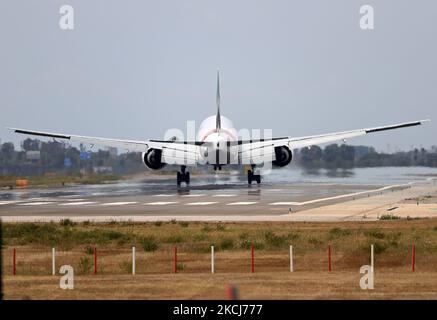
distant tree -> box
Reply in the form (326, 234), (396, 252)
(40, 141), (66, 168)
(0, 142), (15, 166)
(339, 144), (355, 168)
(354, 145), (376, 158)
(322, 144), (342, 168)
(22, 138), (40, 151)
(299, 146), (322, 168)
(1, 142), (14, 154)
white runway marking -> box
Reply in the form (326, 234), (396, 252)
(181, 194), (205, 197)
(153, 194), (174, 197)
(185, 202), (218, 206)
(91, 192), (106, 196)
(0, 201), (21, 205)
(23, 197), (60, 202)
(59, 195), (84, 198)
(226, 202), (258, 206)
(269, 184), (407, 206)
(265, 189), (284, 192)
(19, 202), (54, 206)
(270, 202), (301, 206)
(144, 202), (179, 206)
(59, 202), (97, 206)
(212, 194), (237, 197)
(66, 199), (86, 202)
(100, 202), (138, 206)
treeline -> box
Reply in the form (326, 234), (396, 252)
(295, 144), (437, 169)
(0, 138), (144, 176)
(1, 138), (437, 176)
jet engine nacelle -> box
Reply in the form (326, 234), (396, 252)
(272, 146), (293, 167)
(142, 149), (165, 170)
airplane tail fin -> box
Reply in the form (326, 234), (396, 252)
(216, 69), (221, 131)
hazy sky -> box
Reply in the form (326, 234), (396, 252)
(0, 0), (436, 152)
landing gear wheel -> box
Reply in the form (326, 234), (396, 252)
(176, 167), (190, 186)
(247, 169), (261, 185)
(177, 172), (182, 187)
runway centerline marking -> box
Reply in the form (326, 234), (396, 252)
(144, 202), (179, 205)
(100, 202), (139, 206)
(185, 202), (218, 206)
(212, 194), (237, 197)
(153, 194), (174, 197)
(181, 194), (206, 197)
(226, 202), (258, 206)
(18, 202), (54, 206)
(58, 201), (97, 206)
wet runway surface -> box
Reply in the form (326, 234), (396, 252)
(4, 166), (437, 219)
(0, 178), (394, 217)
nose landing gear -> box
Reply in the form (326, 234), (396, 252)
(177, 166), (190, 187)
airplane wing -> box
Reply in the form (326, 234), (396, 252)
(238, 119), (430, 164)
(8, 127), (203, 166)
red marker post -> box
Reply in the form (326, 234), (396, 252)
(412, 244), (416, 272)
(94, 247), (97, 275)
(13, 248), (16, 276)
(226, 284), (239, 300)
(328, 245), (332, 272)
(173, 246), (178, 274)
(251, 242), (254, 273)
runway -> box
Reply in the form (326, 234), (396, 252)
(2, 167), (437, 222)
(0, 182), (380, 214)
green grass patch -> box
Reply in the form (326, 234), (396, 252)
(329, 227), (352, 238)
(379, 214), (401, 220)
(140, 236), (158, 252)
(163, 235), (184, 244)
(365, 229), (385, 239)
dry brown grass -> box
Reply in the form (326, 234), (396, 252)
(3, 219), (437, 299)
(4, 271), (437, 300)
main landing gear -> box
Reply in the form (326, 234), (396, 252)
(247, 165), (261, 185)
(177, 166), (190, 187)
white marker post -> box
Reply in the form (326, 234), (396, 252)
(371, 244), (374, 272)
(211, 246), (215, 274)
(289, 245), (294, 272)
(52, 247), (56, 276)
(132, 247), (136, 275)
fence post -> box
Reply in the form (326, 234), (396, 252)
(211, 246), (215, 274)
(290, 245), (294, 272)
(173, 246), (177, 274)
(328, 245), (332, 272)
(94, 247), (97, 275)
(412, 244), (416, 272)
(132, 246), (136, 275)
(251, 242), (254, 273)
(52, 247), (56, 276)
(371, 244), (374, 272)
(226, 284), (238, 300)
(13, 248), (16, 276)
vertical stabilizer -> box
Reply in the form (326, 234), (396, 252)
(216, 69), (221, 131)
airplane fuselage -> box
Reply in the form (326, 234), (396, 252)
(198, 115), (238, 166)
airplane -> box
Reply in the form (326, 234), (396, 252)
(9, 71), (430, 186)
